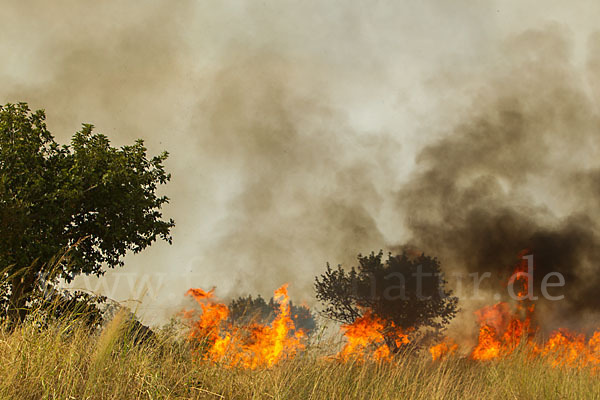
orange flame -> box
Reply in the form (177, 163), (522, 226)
(337, 310), (410, 362)
(185, 287), (229, 351)
(184, 284), (306, 369)
(469, 253), (536, 361)
(469, 301), (534, 361)
(428, 252), (600, 370)
(185, 253), (600, 370)
(532, 330), (600, 370)
(430, 337), (458, 361)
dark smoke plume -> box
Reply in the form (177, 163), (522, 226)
(3, 1), (600, 327)
(398, 26), (600, 331)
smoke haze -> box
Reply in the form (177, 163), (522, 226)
(1, 1), (599, 326)
(400, 26), (600, 334)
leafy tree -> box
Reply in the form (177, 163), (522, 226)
(228, 294), (316, 335)
(314, 250), (458, 348)
(0, 103), (174, 321)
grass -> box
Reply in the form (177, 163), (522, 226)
(1, 312), (599, 399)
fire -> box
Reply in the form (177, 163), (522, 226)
(427, 252), (600, 371)
(533, 330), (600, 370)
(185, 288), (229, 351)
(429, 337), (458, 361)
(469, 302), (534, 361)
(185, 284), (306, 369)
(337, 310), (410, 362)
(184, 254), (600, 370)
(235, 284), (306, 369)
(469, 253), (535, 361)
(430, 337), (458, 361)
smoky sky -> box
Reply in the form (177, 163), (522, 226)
(1, 1), (600, 326)
(399, 26), (600, 332)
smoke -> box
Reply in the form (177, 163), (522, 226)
(398, 25), (600, 331)
(187, 51), (392, 298)
(2, 0), (418, 321)
(2, 1), (600, 327)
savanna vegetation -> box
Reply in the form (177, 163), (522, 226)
(315, 251), (458, 350)
(1, 104), (598, 399)
(1, 305), (598, 400)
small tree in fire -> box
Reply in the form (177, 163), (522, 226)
(228, 294), (316, 335)
(314, 250), (458, 350)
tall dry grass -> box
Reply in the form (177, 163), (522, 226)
(1, 310), (599, 400)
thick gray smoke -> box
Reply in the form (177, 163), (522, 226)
(1, 0), (411, 322)
(187, 52), (391, 298)
(399, 26), (600, 332)
(2, 1), (600, 327)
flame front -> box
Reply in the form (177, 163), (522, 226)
(337, 310), (410, 362)
(427, 253), (600, 370)
(469, 302), (534, 361)
(430, 337), (458, 361)
(185, 254), (600, 370)
(185, 284), (305, 369)
(533, 330), (600, 370)
(469, 253), (535, 361)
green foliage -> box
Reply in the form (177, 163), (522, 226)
(315, 250), (458, 344)
(228, 294), (317, 335)
(0, 266), (107, 331)
(0, 103), (174, 319)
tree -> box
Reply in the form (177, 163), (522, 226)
(314, 250), (458, 348)
(0, 103), (174, 321)
(228, 294), (316, 335)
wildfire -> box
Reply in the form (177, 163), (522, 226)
(426, 252), (600, 371)
(533, 330), (600, 370)
(184, 253), (600, 370)
(185, 288), (230, 351)
(185, 284), (306, 369)
(430, 337), (458, 361)
(469, 301), (534, 361)
(337, 310), (410, 362)
(468, 252), (536, 361)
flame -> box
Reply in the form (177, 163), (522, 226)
(427, 252), (600, 371)
(185, 287), (230, 353)
(184, 284), (306, 369)
(532, 330), (600, 370)
(184, 254), (600, 370)
(337, 310), (410, 362)
(469, 301), (534, 361)
(430, 337), (458, 361)
(469, 253), (535, 361)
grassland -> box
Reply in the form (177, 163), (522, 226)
(1, 311), (599, 400)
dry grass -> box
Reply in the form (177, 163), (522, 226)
(0, 313), (599, 400)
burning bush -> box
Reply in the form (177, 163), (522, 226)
(184, 284), (307, 369)
(228, 293), (316, 336)
(315, 250), (458, 356)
